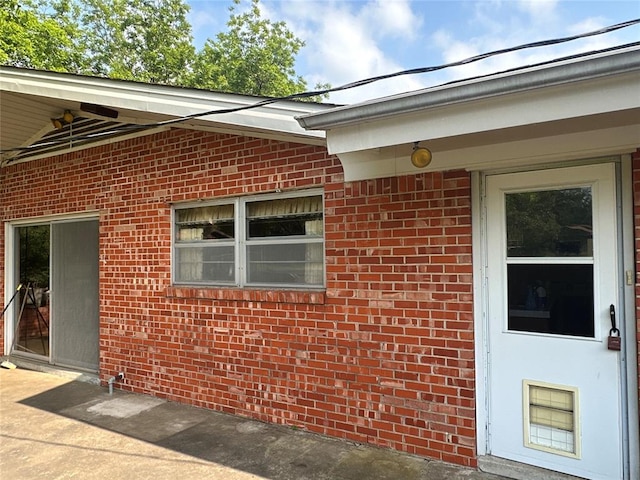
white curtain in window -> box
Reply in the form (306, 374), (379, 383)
(305, 220), (323, 285)
(177, 204), (234, 224)
(177, 227), (203, 281)
(178, 228), (203, 241)
(179, 248), (202, 282)
(248, 196), (323, 217)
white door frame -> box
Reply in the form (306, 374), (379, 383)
(472, 156), (638, 479)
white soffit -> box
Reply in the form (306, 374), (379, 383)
(1, 68), (330, 165)
(0, 68), (331, 137)
(338, 124), (639, 181)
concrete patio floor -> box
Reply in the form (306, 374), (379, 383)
(0, 366), (510, 480)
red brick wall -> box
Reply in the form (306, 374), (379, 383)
(0, 128), (476, 466)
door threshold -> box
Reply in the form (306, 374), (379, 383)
(4, 357), (99, 385)
(478, 455), (586, 480)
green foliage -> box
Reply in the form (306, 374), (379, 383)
(78, 0), (195, 84)
(0, 0), (329, 99)
(0, 0), (86, 71)
(188, 0), (307, 96)
(18, 225), (50, 288)
(506, 188), (593, 257)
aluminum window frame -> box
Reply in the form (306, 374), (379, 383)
(172, 188), (325, 289)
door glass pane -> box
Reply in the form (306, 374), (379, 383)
(507, 264), (594, 337)
(16, 225), (50, 357)
(506, 188), (592, 257)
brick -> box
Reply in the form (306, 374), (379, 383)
(0, 128), (482, 469)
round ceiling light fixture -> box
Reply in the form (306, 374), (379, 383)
(411, 142), (432, 168)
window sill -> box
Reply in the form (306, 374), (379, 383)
(165, 286), (326, 305)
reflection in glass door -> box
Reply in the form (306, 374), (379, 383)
(15, 224), (51, 358)
(505, 188), (595, 337)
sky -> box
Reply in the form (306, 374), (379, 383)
(186, 0), (640, 104)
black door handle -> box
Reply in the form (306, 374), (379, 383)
(609, 304), (617, 331)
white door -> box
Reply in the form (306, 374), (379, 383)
(486, 164), (623, 479)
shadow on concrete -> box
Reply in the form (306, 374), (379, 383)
(18, 379), (454, 480)
(0, 432), (216, 468)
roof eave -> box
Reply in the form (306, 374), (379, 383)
(0, 67), (331, 143)
(297, 44), (640, 131)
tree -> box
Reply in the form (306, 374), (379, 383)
(188, 0), (308, 97)
(78, 0), (195, 85)
(506, 188), (593, 257)
(0, 0), (86, 72)
(0, 0), (329, 100)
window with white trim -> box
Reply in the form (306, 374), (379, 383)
(174, 191), (324, 288)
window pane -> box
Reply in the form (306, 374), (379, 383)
(176, 204), (234, 241)
(175, 245), (235, 283)
(16, 225), (51, 357)
(506, 188), (592, 257)
(247, 196), (323, 238)
(247, 243), (323, 286)
(507, 264), (594, 337)
(18, 224), (50, 288)
(248, 216), (322, 238)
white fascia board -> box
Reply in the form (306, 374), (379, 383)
(325, 70), (640, 156)
(0, 68), (329, 143)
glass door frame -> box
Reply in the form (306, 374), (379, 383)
(3, 212), (99, 365)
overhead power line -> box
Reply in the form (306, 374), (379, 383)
(316, 18), (640, 94)
(2, 17), (639, 156)
(150, 18), (640, 126)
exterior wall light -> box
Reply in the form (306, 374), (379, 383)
(51, 110), (75, 130)
(411, 142), (432, 168)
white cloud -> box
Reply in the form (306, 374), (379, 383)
(187, 0), (640, 104)
(428, 0), (580, 83)
(273, 0), (426, 103)
(433, 30), (480, 64)
(517, 0), (559, 20)
(567, 16), (608, 35)
(360, 0), (421, 39)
